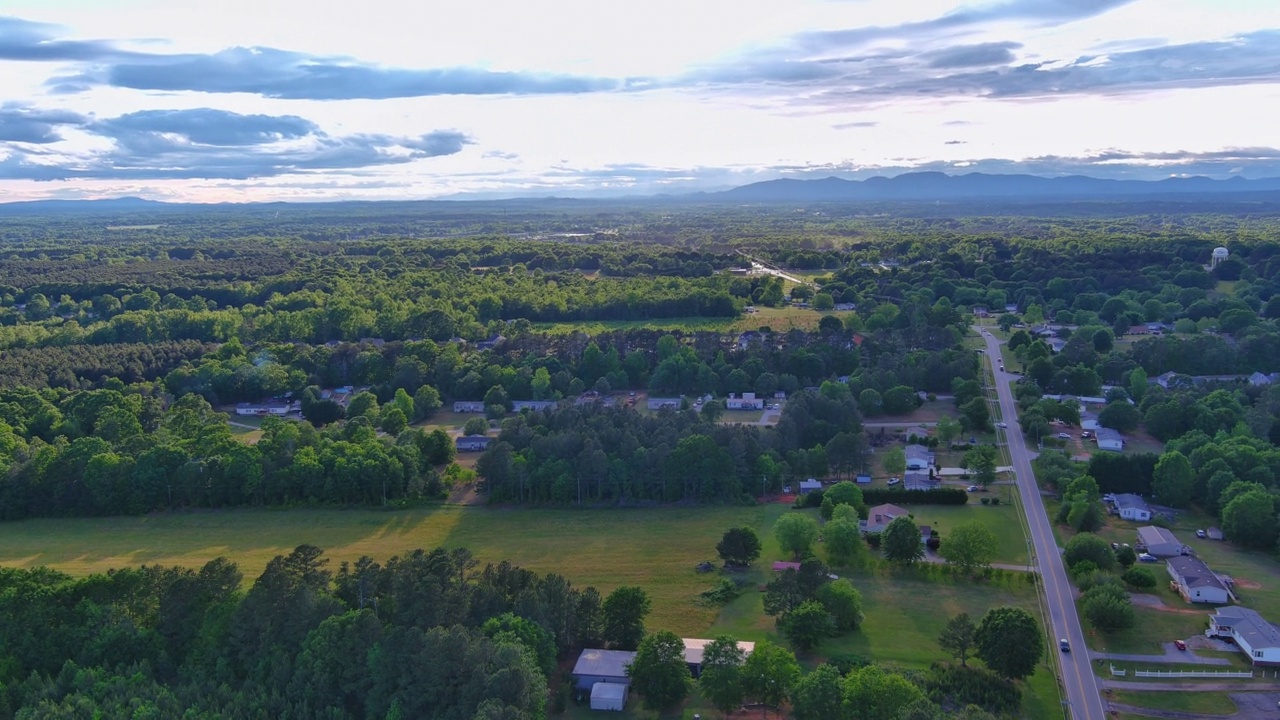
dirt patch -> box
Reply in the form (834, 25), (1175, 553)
(446, 484), (484, 505)
(1235, 577), (1263, 589)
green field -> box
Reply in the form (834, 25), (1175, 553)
(1108, 689), (1237, 715)
(0, 500), (1061, 716)
(532, 305), (854, 335)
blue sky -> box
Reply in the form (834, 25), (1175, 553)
(0, 0), (1278, 201)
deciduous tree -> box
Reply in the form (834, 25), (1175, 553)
(975, 607), (1043, 680)
(627, 630), (691, 712)
(881, 516), (924, 566)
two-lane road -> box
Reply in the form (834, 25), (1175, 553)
(979, 327), (1107, 720)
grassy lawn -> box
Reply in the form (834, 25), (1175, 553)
(0, 504), (788, 635)
(415, 409), (483, 432)
(1107, 689), (1237, 715)
(1093, 510), (1280, 620)
(531, 306), (855, 335)
(897, 502), (1030, 565)
(1081, 604), (1209, 655)
(719, 409), (764, 424)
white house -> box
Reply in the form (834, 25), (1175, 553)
(235, 401), (298, 416)
(1167, 556), (1230, 604)
(1095, 428), (1125, 451)
(904, 444), (935, 470)
(455, 435), (492, 452)
(453, 401), (486, 413)
(861, 503), (908, 534)
(647, 397), (682, 411)
(512, 400), (557, 412)
(1137, 526), (1183, 558)
(798, 479), (823, 493)
(725, 392), (765, 410)
(682, 638), (755, 678)
(1113, 494), (1151, 521)
(1207, 607), (1280, 665)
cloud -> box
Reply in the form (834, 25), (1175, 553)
(94, 109), (319, 147)
(925, 42), (1021, 68)
(0, 107), (473, 180)
(0, 16), (126, 61)
(48, 44), (626, 99)
(0, 104), (87, 143)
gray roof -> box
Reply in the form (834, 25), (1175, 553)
(1095, 427), (1124, 443)
(905, 444), (932, 459)
(1114, 493), (1149, 512)
(1212, 607), (1280, 650)
(573, 649), (636, 679)
(1167, 556), (1226, 592)
(1137, 526), (1181, 553)
(904, 472), (937, 490)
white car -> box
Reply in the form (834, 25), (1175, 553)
(887, 478), (901, 486)
(1057, 432), (1071, 439)
(966, 485), (978, 492)
(996, 422), (1008, 428)
(1138, 553), (1158, 563)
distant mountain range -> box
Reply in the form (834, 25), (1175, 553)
(2, 172), (1279, 213)
(706, 172), (1280, 202)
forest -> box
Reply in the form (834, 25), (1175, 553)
(3, 201), (1280, 716)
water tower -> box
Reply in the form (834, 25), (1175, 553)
(1211, 246), (1229, 269)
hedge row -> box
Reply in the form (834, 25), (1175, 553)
(860, 487), (969, 506)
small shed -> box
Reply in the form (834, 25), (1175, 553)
(590, 682), (628, 711)
(855, 474), (872, 485)
(798, 479), (822, 492)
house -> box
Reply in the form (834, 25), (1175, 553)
(834, 302), (857, 311)
(682, 638), (755, 678)
(453, 401), (486, 413)
(572, 648), (636, 690)
(772, 561), (802, 572)
(726, 393), (765, 410)
(904, 472), (938, 491)
(1047, 338), (1067, 354)
(1095, 428), (1125, 452)
(590, 682), (627, 712)
(455, 435), (492, 452)
(862, 503), (908, 534)
(1137, 526), (1183, 558)
(855, 474), (872, 485)
(1206, 607), (1280, 665)
(798, 479), (823, 493)
(234, 401), (298, 416)
(474, 334), (506, 350)
(904, 444), (935, 470)
(1113, 494), (1152, 521)
(1126, 325), (1152, 336)
(647, 397), (682, 411)
(1005, 303), (1020, 314)
(1167, 556), (1230, 604)
(1250, 371), (1273, 387)
(736, 331), (762, 350)
(512, 400), (557, 412)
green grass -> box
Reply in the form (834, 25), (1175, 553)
(895, 502), (1030, 565)
(719, 409), (765, 424)
(532, 305), (854, 335)
(1081, 604), (1209, 655)
(0, 504), (788, 635)
(1108, 690), (1236, 715)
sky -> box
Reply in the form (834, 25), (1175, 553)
(0, 0), (1278, 202)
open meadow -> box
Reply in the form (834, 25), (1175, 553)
(0, 497), (1062, 716)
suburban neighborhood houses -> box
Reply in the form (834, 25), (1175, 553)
(1207, 607), (1280, 665)
(1167, 556), (1231, 604)
(1109, 493), (1152, 522)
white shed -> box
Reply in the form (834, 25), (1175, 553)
(798, 479), (822, 492)
(590, 682), (628, 711)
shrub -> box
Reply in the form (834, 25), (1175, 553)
(860, 487), (968, 506)
(923, 663), (1021, 715)
(1121, 567), (1157, 590)
(828, 652), (872, 675)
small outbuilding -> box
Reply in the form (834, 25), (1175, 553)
(1137, 526), (1183, 558)
(590, 682), (628, 711)
(855, 474), (872, 484)
(572, 649), (636, 690)
(798, 479), (823, 493)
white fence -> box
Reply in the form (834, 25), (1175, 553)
(1109, 664), (1252, 679)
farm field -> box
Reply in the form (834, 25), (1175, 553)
(0, 498), (1058, 715)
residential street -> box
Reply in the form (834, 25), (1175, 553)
(979, 327), (1108, 720)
